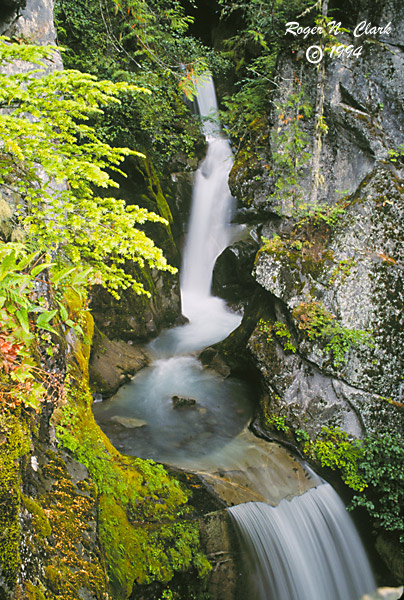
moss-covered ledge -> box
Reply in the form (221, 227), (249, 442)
(51, 310), (211, 600)
(0, 296), (211, 600)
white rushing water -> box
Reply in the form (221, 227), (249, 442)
(228, 484), (376, 600)
(180, 75), (241, 334)
(93, 75), (250, 467)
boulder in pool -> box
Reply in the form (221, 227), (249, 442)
(171, 395), (197, 409)
(110, 416), (147, 428)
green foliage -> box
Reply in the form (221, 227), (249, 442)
(292, 300), (373, 368)
(272, 321), (297, 353)
(258, 318), (297, 353)
(349, 431), (404, 542)
(295, 428), (310, 443)
(218, 0), (316, 145)
(0, 37), (176, 296)
(110, 0), (204, 87)
(388, 143), (404, 164)
(291, 422), (404, 548)
(0, 38), (183, 416)
(0, 243), (100, 410)
(220, 55), (274, 146)
(304, 426), (367, 491)
(54, 0), (207, 169)
(257, 318), (272, 340)
(265, 412), (290, 434)
(295, 199), (347, 228)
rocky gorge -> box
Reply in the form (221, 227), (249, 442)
(0, 0), (403, 599)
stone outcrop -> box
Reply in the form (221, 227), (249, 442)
(224, 0), (404, 440)
(209, 1), (404, 582)
(212, 238), (258, 303)
(251, 164), (404, 438)
(89, 331), (149, 398)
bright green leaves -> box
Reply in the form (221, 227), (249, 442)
(0, 38), (179, 411)
(0, 244), (57, 409)
(0, 244), (47, 340)
(0, 37), (176, 294)
(349, 431), (404, 541)
(0, 36), (56, 65)
(305, 426), (367, 491)
(302, 424), (404, 545)
(0, 243), (84, 342)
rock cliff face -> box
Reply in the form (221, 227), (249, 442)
(222, 0), (404, 442)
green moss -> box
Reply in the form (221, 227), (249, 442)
(53, 369), (210, 598)
(143, 158), (174, 226)
(24, 581), (46, 600)
(63, 289), (94, 379)
(97, 495), (209, 595)
(0, 410), (31, 589)
(258, 234), (333, 279)
(22, 495), (51, 538)
(37, 449), (107, 600)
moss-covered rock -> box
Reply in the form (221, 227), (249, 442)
(0, 411), (30, 593)
(252, 165), (404, 438)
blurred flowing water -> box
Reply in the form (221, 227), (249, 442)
(228, 484), (376, 600)
(94, 75), (251, 469)
(93, 76), (376, 599)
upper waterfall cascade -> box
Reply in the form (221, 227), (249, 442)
(180, 75), (239, 332)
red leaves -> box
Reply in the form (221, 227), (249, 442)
(0, 336), (22, 373)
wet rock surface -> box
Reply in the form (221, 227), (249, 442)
(171, 395), (197, 409)
(212, 239), (258, 303)
(199, 510), (239, 600)
(194, 429), (318, 507)
(90, 331), (149, 397)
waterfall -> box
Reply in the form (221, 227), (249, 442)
(181, 75), (236, 323)
(93, 74), (249, 464)
(94, 78), (377, 600)
(228, 484), (376, 600)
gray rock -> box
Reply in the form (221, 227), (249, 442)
(212, 239), (258, 302)
(171, 395), (197, 409)
(110, 416), (147, 429)
(252, 165), (404, 436)
(199, 510), (238, 600)
(226, 0), (404, 445)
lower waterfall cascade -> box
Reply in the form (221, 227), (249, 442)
(228, 484), (376, 600)
(93, 75), (378, 600)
